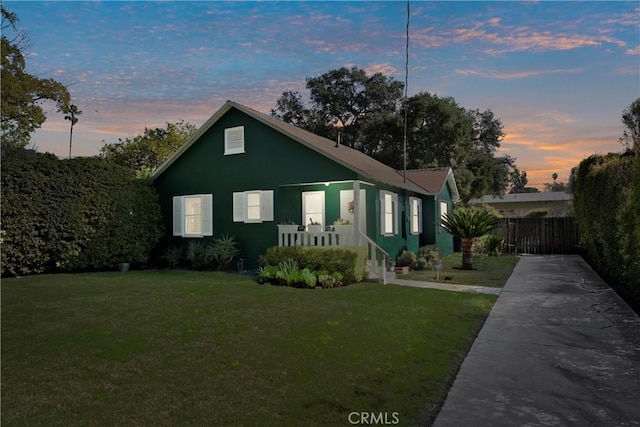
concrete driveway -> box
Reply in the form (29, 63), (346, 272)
(433, 255), (640, 427)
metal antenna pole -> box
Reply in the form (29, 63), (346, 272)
(403, 0), (410, 183)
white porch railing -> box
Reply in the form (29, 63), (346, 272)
(358, 232), (389, 284)
(277, 226), (354, 247)
(276, 225), (389, 284)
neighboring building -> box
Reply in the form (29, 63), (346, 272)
(152, 100), (460, 280)
(468, 192), (573, 217)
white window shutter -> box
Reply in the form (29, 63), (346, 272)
(261, 190), (274, 221)
(379, 191), (385, 235)
(418, 199), (423, 233)
(173, 196), (184, 236)
(201, 194), (213, 236)
(393, 193), (399, 235)
(233, 192), (246, 222)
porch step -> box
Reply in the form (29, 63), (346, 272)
(365, 267), (396, 283)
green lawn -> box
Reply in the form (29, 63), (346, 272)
(1, 271), (496, 426)
(405, 253), (520, 287)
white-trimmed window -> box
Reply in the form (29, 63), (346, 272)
(410, 197), (422, 235)
(380, 190), (398, 236)
(224, 126), (245, 155)
(302, 191), (325, 226)
(440, 200), (449, 231)
(233, 190), (274, 223)
(173, 194), (213, 237)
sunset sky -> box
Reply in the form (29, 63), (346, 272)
(6, 1), (639, 189)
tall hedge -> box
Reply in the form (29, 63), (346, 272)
(572, 152), (640, 309)
(1, 149), (163, 276)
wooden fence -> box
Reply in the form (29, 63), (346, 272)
(491, 217), (581, 255)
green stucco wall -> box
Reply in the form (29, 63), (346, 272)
(421, 185), (455, 257)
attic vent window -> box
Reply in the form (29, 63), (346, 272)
(224, 126), (245, 155)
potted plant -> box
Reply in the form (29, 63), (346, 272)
(277, 218), (299, 234)
(307, 218), (323, 233)
(395, 250), (417, 275)
(387, 258), (396, 272)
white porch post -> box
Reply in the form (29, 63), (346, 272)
(353, 180), (361, 246)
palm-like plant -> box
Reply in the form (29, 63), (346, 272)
(62, 104), (82, 159)
(441, 207), (498, 270)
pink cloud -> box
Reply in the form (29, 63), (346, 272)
(450, 18), (627, 55)
(626, 46), (640, 55)
(454, 67), (583, 79)
(365, 63), (399, 77)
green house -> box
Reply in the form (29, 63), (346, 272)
(152, 101), (460, 282)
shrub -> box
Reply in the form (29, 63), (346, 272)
(314, 270), (343, 288)
(263, 246), (366, 284)
(276, 259), (299, 286)
(183, 235), (240, 271)
(572, 152), (640, 309)
(162, 246), (183, 269)
(186, 241), (207, 270)
(210, 234), (240, 271)
(419, 245), (442, 262)
(1, 150), (162, 276)
(525, 209), (548, 218)
(474, 234), (504, 256)
(396, 250), (417, 269)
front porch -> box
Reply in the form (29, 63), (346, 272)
(276, 224), (389, 284)
(276, 179), (390, 283)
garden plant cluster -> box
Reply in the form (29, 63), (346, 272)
(257, 246), (367, 288)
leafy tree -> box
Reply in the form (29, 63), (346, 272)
(100, 120), (196, 173)
(402, 92), (474, 169)
(273, 66), (404, 156)
(543, 181), (570, 192)
(509, 168), (539, 193)
(620, 97), (640, 154)
(1, 6), (70, 150)
(62, 104), (82, 158)
(272, 68), (518, 201)
(440, 207), (498, 270)
(271, 90), (315, 130)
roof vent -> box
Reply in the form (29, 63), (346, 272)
(336, 132), (341, 148)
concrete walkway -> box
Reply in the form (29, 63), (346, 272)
(433, 255), (640, 427)
(389, 277), (501, 295)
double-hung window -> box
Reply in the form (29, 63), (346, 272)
(379, 190), (398, 236)
(173, 194), (213, 237)
(409, 197), (423, 234)
(233, 190), (274, 223)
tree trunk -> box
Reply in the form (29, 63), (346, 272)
(461, 237), (474, 270)
(68, 123), (74, 159)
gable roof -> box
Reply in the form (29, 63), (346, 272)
(468, 191), (573, 204)
(402, 168), (460, 203)
(152, 100), (458, 197)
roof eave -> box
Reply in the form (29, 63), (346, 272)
(152, 100), (429, 195)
